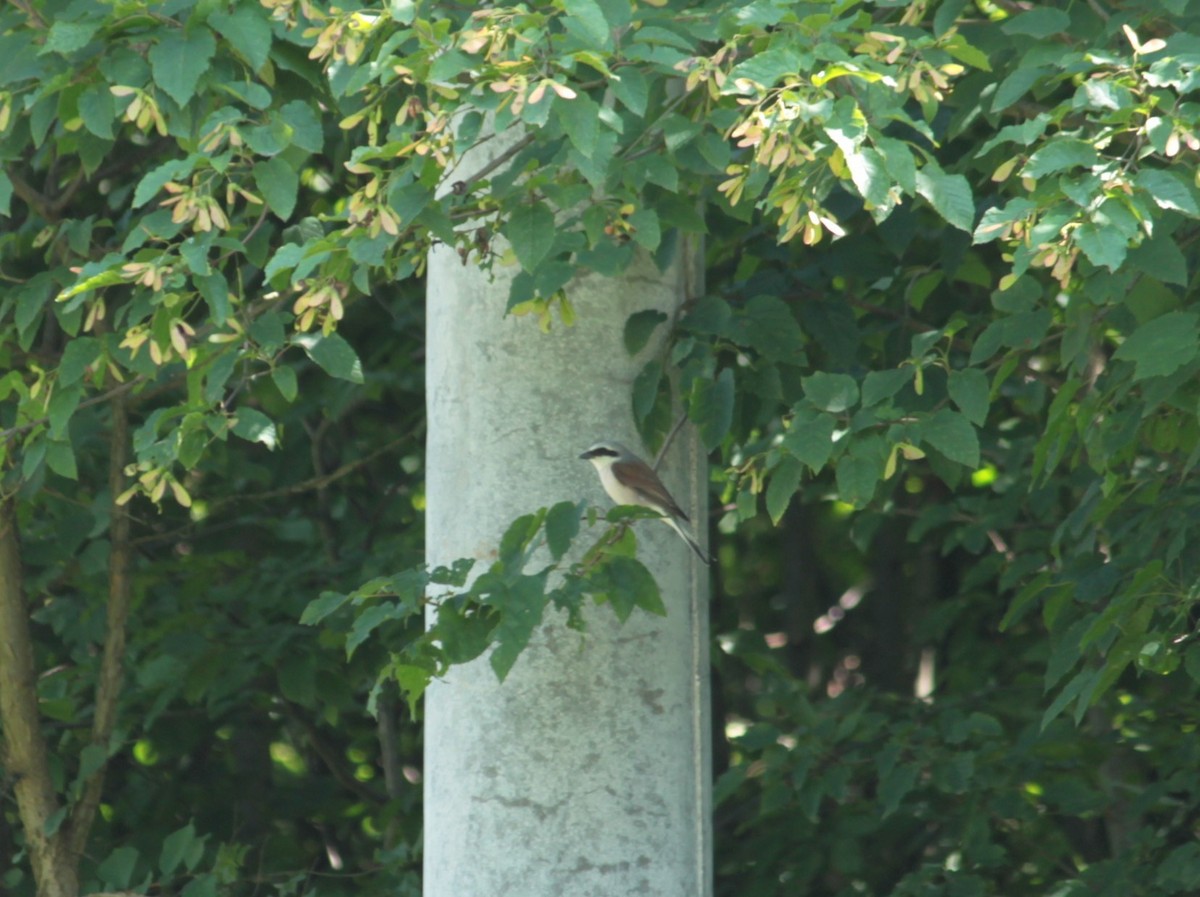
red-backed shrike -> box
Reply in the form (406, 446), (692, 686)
(579, 441), (711, 565)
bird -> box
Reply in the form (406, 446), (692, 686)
(579, 441), (711, 565)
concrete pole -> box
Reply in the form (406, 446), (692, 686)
(423, 136), (711, 897)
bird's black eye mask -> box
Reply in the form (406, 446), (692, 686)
(581, 447), (621, 460)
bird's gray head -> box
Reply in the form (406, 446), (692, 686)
(579, 441), (631, 462)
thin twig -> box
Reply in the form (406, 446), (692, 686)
(450, 132), (537, 193)
(211, 435), (411, 508)
(0, 377), (146, 445)
(128, 434), (414, 548)
(653, 412), (690, 472)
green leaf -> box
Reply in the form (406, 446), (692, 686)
(387, 182), (430, 228)
(683, 295), (732, 336)
(545, 500), (582, 560)
(974, 198), (1035, 244)
(627, 207), (661, 251)
(78, 84), (115, 139)
(1021, 138), (1098, 179)
(1158, 844), (1200, 892)
(920, 409), (980, 468)
(97, 846), (139, 890)
(209, 8), (272, 72)
(499, 512), (544, 566)
(632, 359), (662, 424)
(263, 243), (306, 282)
(43, 20), (99, 55)
(219, 79), (272, 110)
(1185, 645), (1200, 685)
(250, 310), (286, 352)
(1113, 311), (1200, 380)
(624, 309), (667, 356)
(279, 100), (323, 153)
(55, 266), (125, 303)
(861, 368), (913, 407)
(1128, 230), (1189, 286)
(977, 116), (1049, 156)
(1135, 168), (1200, 217)
(300, 591), (351, 625)
(181, 874), (218, 897)
(846, 146), (890, 207)
(243, 118), (292, 155)
(293, 332), (365, 383)
(204, 352), (238, 404)
(271, 365), (298, 402)
(489, 577), (547, 681)
(1005, 309), (1053, 350)
(389, 0), (417, 23)
(727, 46), (802, 89)
(347, 603), (403, 658)
(562, 0), (613, 50)
(835, 435), (887, 507)
(879, 762), (919, 817)
(58, 337), (100, 386)
(133, 158), (195, 209)
(1002, 7), (1070, 37)
(784, 409), (836, 473)
(505, 201), (556, 274)
(766, 455), (802, 525)
(915, 162), (975, 232)
(802, 372), (859, 412)
(196, 272), (231, 324)
(969, 309), (1053, 365)
(149, 27), (216, 106)
(740, 295), (804, 361)
(597, 556), (662, 622)
(0, 171), (11, 217)
(42, 810), (68, 839)
(1072, 222), (1127, 271)
(45, 440), (78, 480)
(1041, 668), (1096, 730)
(557, 92), (600, 158)
(948, 368), (990, 425)
(942, 33), (991, 70)
(875, 136), (917, 193)
(253, 157), (299, 220)
(610, 66), (648, 115)
(390, 662), (431, 716)
(231, 408), (278, 449)
(159, 822), (202, 876)
(690, 368), (734, 451)
(48, 385), (83, 439)
(435, 600), (497, 665)
(991, 65), (1050, 114)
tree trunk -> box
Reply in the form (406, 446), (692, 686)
(0, 501), (78, 897)
(424, 130), (712, 897)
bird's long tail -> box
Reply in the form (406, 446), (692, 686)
(665, 517), (713, 566)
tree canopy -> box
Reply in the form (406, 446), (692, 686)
(2, 0), (1200, 895)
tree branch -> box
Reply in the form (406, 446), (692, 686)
(284, 703), (385, 804)
(376, 684), (402, 848)
(68, 395), (132, 860)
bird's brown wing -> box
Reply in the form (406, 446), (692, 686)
(611, 458), (690, 521)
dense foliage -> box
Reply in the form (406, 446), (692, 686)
(2, 0), (1199, 895)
